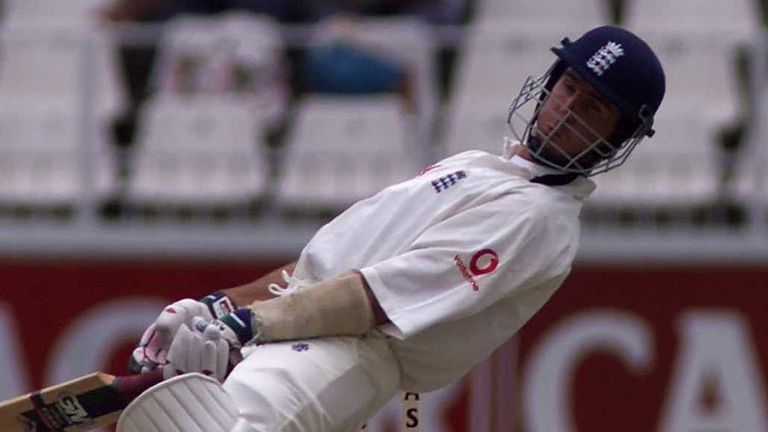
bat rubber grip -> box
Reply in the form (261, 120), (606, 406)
(112, 369), (164, 408)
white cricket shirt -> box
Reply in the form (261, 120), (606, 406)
(292, 149), (596, 391)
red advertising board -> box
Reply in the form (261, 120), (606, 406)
(513, 267), (768, 432)
(1, 261), (767, 431)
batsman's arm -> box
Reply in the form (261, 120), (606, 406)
(222, 263), (387, 326)
(221, 261), (297, 306)
(216, 271), (389, 350)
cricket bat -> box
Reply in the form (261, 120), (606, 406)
(0, 369), (163, 432)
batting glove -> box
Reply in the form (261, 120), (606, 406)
(163, 309), (254, 382)
(129, 292), (236, 374)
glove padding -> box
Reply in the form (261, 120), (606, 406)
(129, 293), (236, 374)
(129, 299), (215, 374)
(163, 317), (237, 382)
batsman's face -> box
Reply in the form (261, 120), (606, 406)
(534, 70), (621, 160)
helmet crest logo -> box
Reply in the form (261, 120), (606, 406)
(586, 41), (624, 76)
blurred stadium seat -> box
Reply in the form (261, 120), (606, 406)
(4, 0), (110, 23)
(442, 24), (566, 156)
(588, 29), (749, 209)
(633, 30), (748, 123)
(124, 13), (288, 210)
(151, 12), (289, 130)
(475, 0), (611, 29)
(127, 96), (269, 208)
(443, 104), (509, 156)
(273, 16), (435, 213)
(275, 95), (418, 212)
(624, 0), (763, 34)
(0, 102), (116, 206)
(729, 43), (768, 211)
(0, 18), (126, 122)
(309, 16), (438, 148)
(0, 0), (761, 236)
(590, 112), (721, 208)
(727, 135), (764, 213)
(0, 15), (122, 209)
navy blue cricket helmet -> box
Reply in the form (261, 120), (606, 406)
(507, 25), (666, 176)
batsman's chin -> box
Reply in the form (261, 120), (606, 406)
(526, 134), (556, 157)
(527, 135), (575, 168)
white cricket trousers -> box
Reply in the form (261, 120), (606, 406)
(222, 330), (400, 432)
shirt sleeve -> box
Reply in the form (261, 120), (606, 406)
(359, 198), (576, 339)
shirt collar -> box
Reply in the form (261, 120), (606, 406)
(508, 154), (563, 179)
(502, 138), (561, 178)
(501, 140), (596, 200)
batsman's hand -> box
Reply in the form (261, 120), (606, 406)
(129, 293), (236, 374)
(163, 317), (236, 382)
(163, 310), (255, 382)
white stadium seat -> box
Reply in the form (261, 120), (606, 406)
(0, 102), (116, 206)
(634, 30), (748, 124)
(128, 13), (288, 209)
(449, 23), (565, 109)
(275, 95), (419, 211)
(310, 16), (438, 148)
(127, 97), (269, 207)
(730, 140), (764, 208)
(590, 112), (721, 207)
(475, 0), (610, 29)
(217, 12), (288, 126)
(442, 104), (510, 157)
(151, 13), (288, 128)
(0, 18), (126, 121)
(624, 0), (762, 35)
(730, 65), (768, 207)
(586, 29), (746, 208)
(4, 0), (111, 23)
(443, 24), (566, 157)
(152, 15), (228, 94)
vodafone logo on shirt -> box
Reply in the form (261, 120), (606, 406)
(454, 249), (500, 291)
(470, 249), (499, 275)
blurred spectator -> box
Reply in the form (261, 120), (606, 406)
(315, 0), (467, 25)
(410, 0), (466, 25)
(101, 0), (466, 25)
(233, 0), (319, 24)
(101, 0), (315, 24)
(99, 0), (176, 23)
(302, 40), (407, 95)
(100, 0), (308, 149)
(299, 15), (422, 115)
(98, 0), (464, 148)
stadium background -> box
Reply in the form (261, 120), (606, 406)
(1, 0), (768, 431)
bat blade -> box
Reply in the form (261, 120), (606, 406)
(0, 369), (163, 432)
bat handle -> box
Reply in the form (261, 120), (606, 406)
(113, 368), (164, 408)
